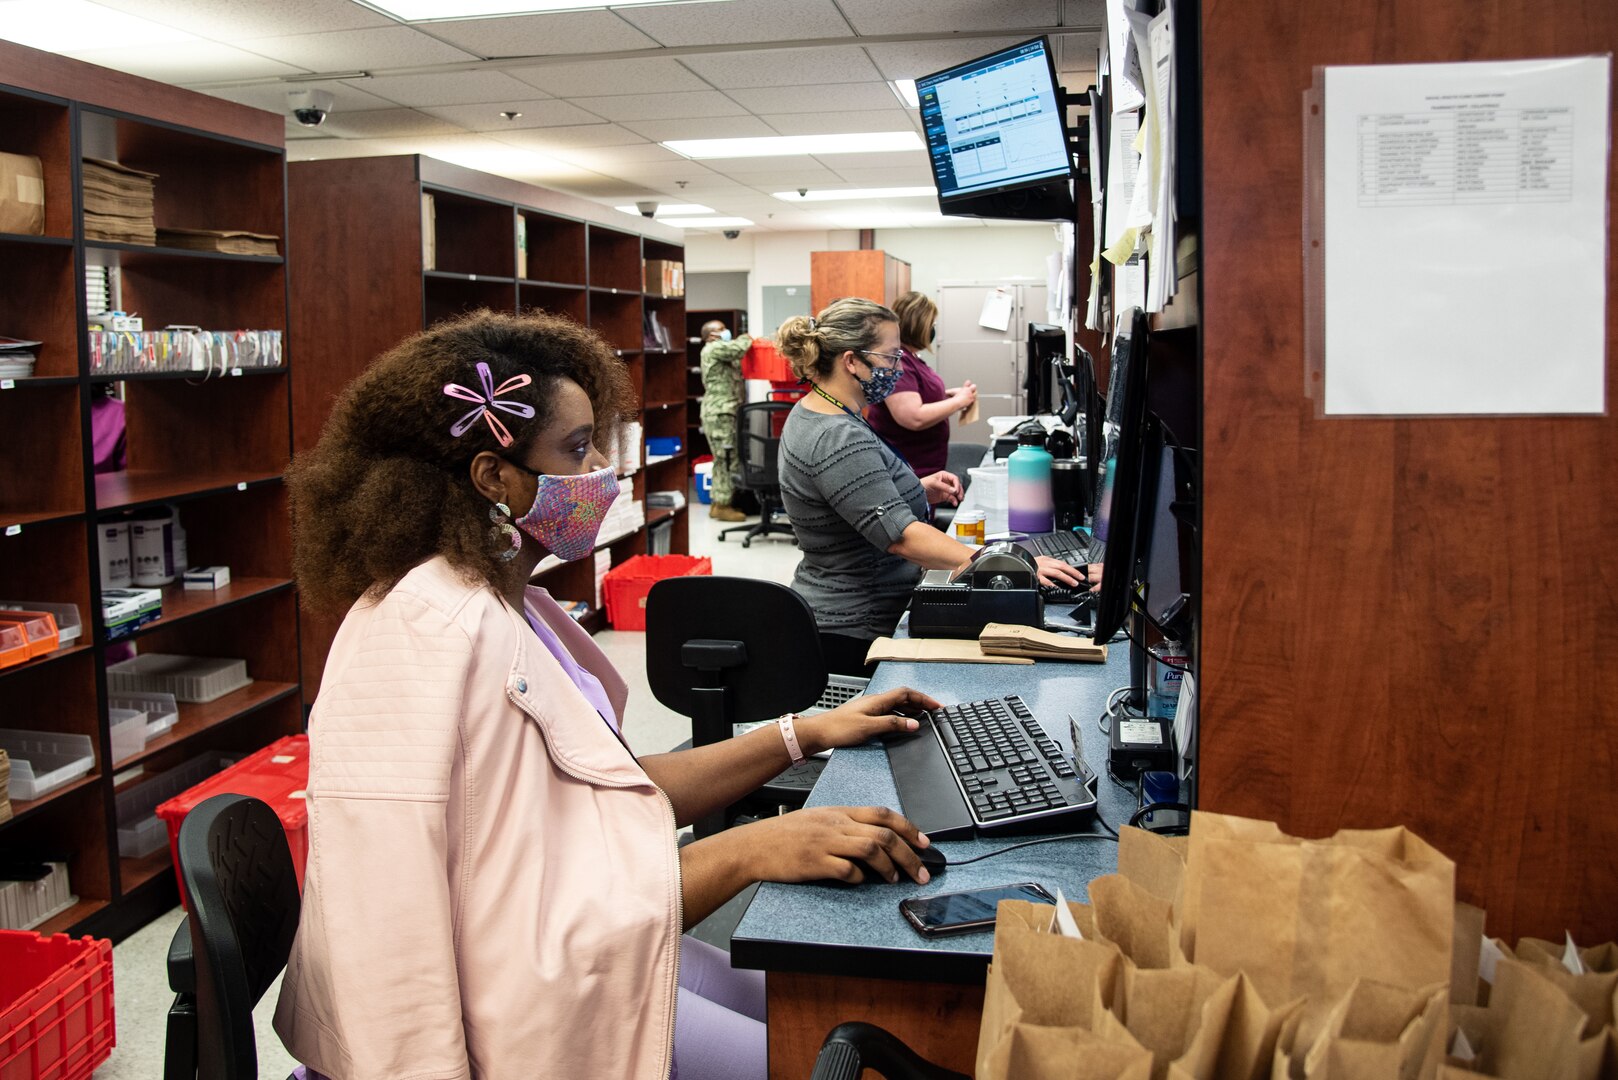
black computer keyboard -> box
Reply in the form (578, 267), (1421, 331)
(890, 695), (1097, 836)
(1023, 530), (1103, 566)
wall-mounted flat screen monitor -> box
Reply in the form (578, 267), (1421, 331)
(917, 37), (1074, 206)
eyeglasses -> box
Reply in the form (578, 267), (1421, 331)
(858, 349), (905, 369)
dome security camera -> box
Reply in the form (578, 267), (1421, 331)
(797, 188), (808, 197)
(288, 89), (335, 127)
(722, 229), (741, 240)
(635, 201), (658, 218)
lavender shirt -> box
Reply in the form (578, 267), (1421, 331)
(523, 606), (619, 732)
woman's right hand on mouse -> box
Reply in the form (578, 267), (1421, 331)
(739, 805), (933, 886)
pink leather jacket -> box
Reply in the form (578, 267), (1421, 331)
(274, 556), (681, 1079)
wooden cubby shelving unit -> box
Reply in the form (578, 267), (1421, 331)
(0, 41), (302, 942)
(287, 155), (688, 698)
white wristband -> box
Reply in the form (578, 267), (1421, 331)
(776, 715), (806, 766)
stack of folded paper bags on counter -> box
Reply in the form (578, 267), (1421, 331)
(978, 811), (1617, 1080)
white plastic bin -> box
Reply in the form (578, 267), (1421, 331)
(0, 730), (95, 801)
(0, 861), (76, 931)
(108, 690), (179, 740)
(107, 654), (250, 703)
(116, 752), (239, 858)
(109, 708), (148, 766)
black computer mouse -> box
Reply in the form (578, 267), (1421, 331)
(838, 843), (948, 886)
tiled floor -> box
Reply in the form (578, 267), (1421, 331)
(100, 499), (804, 1078)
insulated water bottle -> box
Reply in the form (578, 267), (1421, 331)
(1007, 442), (1054, 534)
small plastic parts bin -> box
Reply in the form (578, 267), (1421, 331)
(107, 709), (147, 767)
(0, 604), (80, 649)
(116, 753), (238, 859)
(107, 691), (178, 741)
(0, 863), (75, 933)
(0, 628), (27, 672)
(0, 613), (58, 660)
(646, 435), (683, 458)
(0, 930), (115, 1080)
(602, 555), (712, 631)
(106, 653), (250, 703)
(156, 735), (309, 904)
(0, 733), (94, 802)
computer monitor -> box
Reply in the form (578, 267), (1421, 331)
(1142, 443), (1184, 633)
(1090, 309), (1158, 645)
(1026, 322), (1065, 415)
(917, 37), (1074, 210)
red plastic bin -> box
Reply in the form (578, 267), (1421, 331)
(602, 555), (712, 631)
(0, 932), (115, 1080)
(156, 735), (310, 908)
(741, 338), (790, 382)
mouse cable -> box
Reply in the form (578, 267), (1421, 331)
(942, 829), (1118, 867)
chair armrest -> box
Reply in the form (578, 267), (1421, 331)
(809, 1022), (970, 1080)
(167, 917), (195, 994)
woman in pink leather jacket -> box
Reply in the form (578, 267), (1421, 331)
(274, 310), (937, 1080)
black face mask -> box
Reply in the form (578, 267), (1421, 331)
(929, 325), (937, 345)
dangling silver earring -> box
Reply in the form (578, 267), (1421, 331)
(489, 501), (521, 560)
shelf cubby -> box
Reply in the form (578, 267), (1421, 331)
(520, 282), (588, 325)
(587, 226), (643, 292)
(2, 782), (112, 935)
(0, 516), (91, 641)
(589, 290), (644, 353)
(116, 375), (291, 482)
(0, 87), (72, 239)
(0, 385), (84, 521)
(427, 188), (516, 279)
(112, 249), (287, 333)
(0, 238), (76, 377)
(522, 212), (585, 284)
(425, 274), (516, 327)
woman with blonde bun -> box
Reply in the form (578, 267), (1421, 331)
(776, 297), (1084, 675)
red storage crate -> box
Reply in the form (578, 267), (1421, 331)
(156, 735), (309, 907)
(741, 338), (791, 382)
(0, 932), (115, 1080)
(602, 555), (712, 631)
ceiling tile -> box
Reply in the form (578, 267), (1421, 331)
(621, 115), (779, 142)
(677, 46), (882, 90)
(705, 154), (822, 175)
(812, 150), (929, 171)
(61, 42), (302, 85)
(615, 0), (852, 46)
(421, 99), (606, 130)
(89, 0), (392, 41)
(566, 91), (748, 123)
(837, 0), (1060, 36)
(489, 124), (649, 150)
(361, 71), (546, 107)
(419, 11), (657, 57)
(204, 78), (398, 116)
(725, 83), (898, 114)
(715, 166), (843, 186)
(862, 38), (1024, 81)
(758, 109), (916, 136)
(317, 107), (466, 139)
(1056, 34), (1101, 78)
(508, 58), (709, 97)
(242, 26), (477, 72)
(1064, 0), (1106, 26)
(823, 166), (938, 186)
(552, 143), (689, 167)
(611, 159), (730, 182)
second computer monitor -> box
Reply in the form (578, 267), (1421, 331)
(1090, 308), (1157, 645)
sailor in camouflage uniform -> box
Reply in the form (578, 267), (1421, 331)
(698, 320), (750, 522)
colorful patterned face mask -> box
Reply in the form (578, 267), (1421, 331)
(511, 464), (619, 561)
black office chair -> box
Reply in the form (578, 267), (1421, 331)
(719, 401), (799, 548)
(645, 575), (829, 838)
(930, 441), (989, 533)
(810, 1023), (967, 1080)
(164, 794), (301, 1080)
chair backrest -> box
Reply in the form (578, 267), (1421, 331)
(945, 442), (989, 491)
(644, 575), (826, 746)
(734, 401), (795, 492)
(178, 793), (302, 1080)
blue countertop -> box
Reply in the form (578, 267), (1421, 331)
(730, 621), (1137, 983)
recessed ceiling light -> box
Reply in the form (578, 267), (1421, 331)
(659, 216), (753, 229)
(613, 204), (715, 217)
(663, 131), (925, 160)
(771, 187), (936, 203)
(0, 0), (196, 51)
(890, 80), (920, 109)
(358, 0), (731, 20)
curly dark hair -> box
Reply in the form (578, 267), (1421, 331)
(288, 309), (637, 614)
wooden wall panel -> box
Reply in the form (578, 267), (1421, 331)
(1199, 1), (1618, 942)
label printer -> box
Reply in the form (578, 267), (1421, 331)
(908, 542), (1043, 639)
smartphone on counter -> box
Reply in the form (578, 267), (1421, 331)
(899, 882), (1057, 937)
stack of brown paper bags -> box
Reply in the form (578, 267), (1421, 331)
(156, 227), (280, 256)
(979, 622), (1108, 662)
(864, 637), (1034, 665)
(82, 158), (157, 245)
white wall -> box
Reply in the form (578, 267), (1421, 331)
(686, 224), (1062, 333)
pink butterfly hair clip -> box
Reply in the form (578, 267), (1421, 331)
(443, 362), (535, 448)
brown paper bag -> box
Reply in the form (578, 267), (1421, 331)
(981, 1023), (1154, 1080)
(1515, 938), (1618, 974)
(960, 399), (981, 426)
(1182, 812), (1455, 1043)
(1292, 979), (1448, 1080)
(1109, 963), (1227, 1076)
(976, 900), (1124, 1080)
(1451, 903), (1488, 1006)
(0, 153), (44, 235)
(1470, 958), (1600, 1080)
(1184, 972), (1305, 1080)
(1119, 824), (1189, 908)
(1091, 873), (1179, 970)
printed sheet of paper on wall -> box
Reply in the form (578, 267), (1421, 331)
(1317, 57), (1610, 416)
